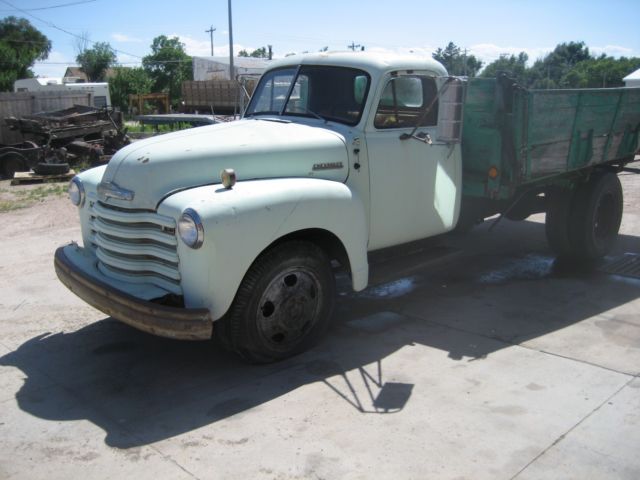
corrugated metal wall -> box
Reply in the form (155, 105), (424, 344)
(0, 91), (91, 144)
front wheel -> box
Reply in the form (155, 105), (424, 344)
(218, 241), (336, 363)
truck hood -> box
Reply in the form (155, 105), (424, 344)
(99, 119), (349, 210)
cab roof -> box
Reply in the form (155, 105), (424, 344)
(268, 51), (448, 77)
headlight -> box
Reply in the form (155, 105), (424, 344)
(68, 177), (85, 207)
(178, 208), (204, 249)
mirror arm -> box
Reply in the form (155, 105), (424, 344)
(399, 76), (455, 142)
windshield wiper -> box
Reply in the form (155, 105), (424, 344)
(302, 108), (328, 123)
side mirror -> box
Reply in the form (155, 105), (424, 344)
(436, 78), (466, 143)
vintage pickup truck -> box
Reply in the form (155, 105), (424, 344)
(55, 52), (640, 362)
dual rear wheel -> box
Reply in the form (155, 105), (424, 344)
(546, 171), (623, 260)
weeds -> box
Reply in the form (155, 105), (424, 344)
(0, 183), (67, 213)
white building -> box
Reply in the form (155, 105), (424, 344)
(14, 77), (111, 108)
(192, 56), (271, 81)
(623, 68), (640, 88)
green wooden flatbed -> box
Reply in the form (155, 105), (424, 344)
(461, 76), (640, 201)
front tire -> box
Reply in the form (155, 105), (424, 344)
(219, 241), (336, 363)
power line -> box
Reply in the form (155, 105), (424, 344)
(0, 0), (143, 60)
(0, 0), (97, 12)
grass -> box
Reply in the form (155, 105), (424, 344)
(0, 182), (67, 213)
(125, 122), (195, 134)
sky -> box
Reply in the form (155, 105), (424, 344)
(2, 0), (639, 78)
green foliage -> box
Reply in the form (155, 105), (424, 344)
(239, 47), (269, 58)
(76, 41), (117, 82)
(142, 35), (192, 106)
(479, 41), (639, 90)
(109, 66), (153, 112)
(0, 16), (51, 92)
(527, 41), (591, 88)
(433, 42), (483, 77)
(560, 56), (640, 88)
(480, 52), (529, 84)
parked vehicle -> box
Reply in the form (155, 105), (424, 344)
(54, 52), (640, 362)
(14, 77), (111, 109)
(0, 141), (42, 179)
(3, 105), (130, 177)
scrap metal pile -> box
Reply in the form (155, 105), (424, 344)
(1, 105), (130, 179)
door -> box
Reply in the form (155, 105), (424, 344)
(365, 73), (461, 250)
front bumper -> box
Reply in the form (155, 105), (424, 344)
(54, 245), (213, 340)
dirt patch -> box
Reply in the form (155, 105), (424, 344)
(0, 179), (68, 213)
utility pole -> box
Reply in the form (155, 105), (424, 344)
(205, 25), (216, 56)
(347, 41), (362, 51)
(463, 48), (468, 76)
(228, 0), (234, 80)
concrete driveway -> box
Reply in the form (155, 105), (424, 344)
(0, 170), (639, 479)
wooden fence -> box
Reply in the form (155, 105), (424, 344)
(182, 79), (256, 114)
(0, 91), (91, 144)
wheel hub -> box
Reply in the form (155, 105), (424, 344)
(256, 268), (322, 349)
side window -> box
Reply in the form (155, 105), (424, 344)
(94, 96), (107, 108)
(374, 76), (439, 129)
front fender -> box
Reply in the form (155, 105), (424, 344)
(159, 178), (368, 320)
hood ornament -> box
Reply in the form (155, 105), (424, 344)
(98, 181), (135, 202)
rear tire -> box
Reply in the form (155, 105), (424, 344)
(217, 241), (336, 363)
(569, 172), (622, 259)
(545, 188), (575, 258)
(545, 172), (623, 260)
(1, 153), (25, 179)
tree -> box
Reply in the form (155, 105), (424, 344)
(142, 35), (192, 106)
(76, 41), (117, 82)
(433, 42), (483, 77)
(238, 47), (269, 58)
(561, 55), (640, 88)
(109, 66), (153, 112)
(0, 16), (51, 91)
(481, 52), (529, 85)
(528, 41), (592, 89)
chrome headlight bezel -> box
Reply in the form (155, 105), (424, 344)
(178, 208), (204, 249)
(68, 177), (85, 207)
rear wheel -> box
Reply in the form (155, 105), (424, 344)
(1, 153), (25, 179)
(545, 172), (623, 260)
(545, 188), (575, 258)
(569, 171), (623, 259)
(217, 241), (336, 363)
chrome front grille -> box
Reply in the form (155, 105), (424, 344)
(89, 201), (182, 295)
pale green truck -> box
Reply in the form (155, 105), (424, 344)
(55, 52), (640, 362)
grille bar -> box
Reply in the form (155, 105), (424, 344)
(92, 202), (175, 228)
(90, 201), (182, 295)
(90, 217), (177, 246)
(91, 232), (179, 264)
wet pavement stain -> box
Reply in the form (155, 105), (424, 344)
(345, 312), (410, 334)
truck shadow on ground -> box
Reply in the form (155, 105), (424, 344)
(2, 219), (639, 449)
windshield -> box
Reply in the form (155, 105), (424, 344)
(245, 65), (370, 126)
